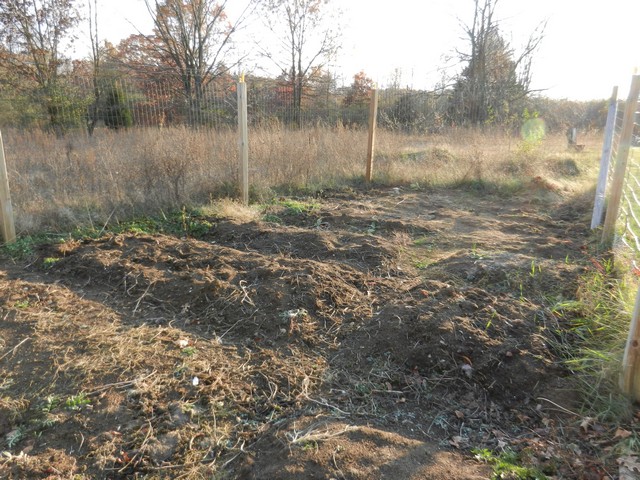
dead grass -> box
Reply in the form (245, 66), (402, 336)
(202, 199), (261, 223)
(2, 125), (600, 235)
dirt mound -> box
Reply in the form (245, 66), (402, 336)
(42, 231), (385, 348)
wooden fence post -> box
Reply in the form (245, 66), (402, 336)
(591, 86), (619, 229)
(365, 88), (379, 183)
(0, 130), (16, 244)
(621, 285), (640, 401)
(237, 74), (249, 205)
(601, 75), (640, 247)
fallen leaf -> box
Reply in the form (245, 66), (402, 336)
(614, 428), (632, 440)
(618, 455), (640, 472)
(580, 416), (594, 433)
(449, 436), (465, 449)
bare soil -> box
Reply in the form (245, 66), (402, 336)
(0, 185), (635, 479)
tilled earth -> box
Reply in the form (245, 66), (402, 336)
(0, 185), (635, 479)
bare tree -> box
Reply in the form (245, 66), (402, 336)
(0, 0), (81, 133)
(450, 0), (546, 126)
(86, 0), (101, 135)
(261, 0), (340, 127)
(143, 0), (254, 125)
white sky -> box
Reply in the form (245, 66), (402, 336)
(84, 0), (640, 101)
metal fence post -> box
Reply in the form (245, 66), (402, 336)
(591, 86), (618, 229)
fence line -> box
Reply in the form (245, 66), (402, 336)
(595, 74), (640, 400)
(0, 74), (456, 134)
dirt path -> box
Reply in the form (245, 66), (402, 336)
(0, 185), (613, 479)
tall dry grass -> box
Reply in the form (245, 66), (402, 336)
(2, 125), (599, 234)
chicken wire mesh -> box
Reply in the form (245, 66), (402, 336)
(0, 74), (448, 134)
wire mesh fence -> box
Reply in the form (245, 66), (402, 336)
(620, 125), (640, 257)
(0, 74), (451, 134)
(601, 94), (640, 260)
(593, 75), (640, 400)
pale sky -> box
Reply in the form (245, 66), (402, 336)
(85, 0), (640, 101)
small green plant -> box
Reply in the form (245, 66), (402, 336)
(263, 213), (283, 224)
(609, 430), (640, 457)
(5, 426), (26, 448)
(267, 198), (318, 216)
(181, 346), (197, 356)
(115, 217), (161, 235)
(413, 236), (433, 247)
(354, 382), (372, 395)
(473, 448), (548, 480)
(65, 393), (90, 411)
(470, 243), (486, 259)
(41, 395), (61, 413)
(43, 257), (61, 269)
(178, 207), (214, 237)
(14, 300), (30, 309)
(415, 259), (430, 269)
(2, 238), (34, 259)
(301, 440), (317, 451)
(530, 260), (541, 277)
(1, 234), (57, 260)
(485, 310), (497, 330)
(366, 221), (377, 234)
(281, 199), (318, 215)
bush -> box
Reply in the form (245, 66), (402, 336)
(104, 84), (133, 130)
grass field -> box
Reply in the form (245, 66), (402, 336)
(2, 126), (598, 235)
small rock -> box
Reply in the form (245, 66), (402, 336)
(145, 432), (180, 465)
(458, 299), (478, 312)
(168, 403), (190, 427)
